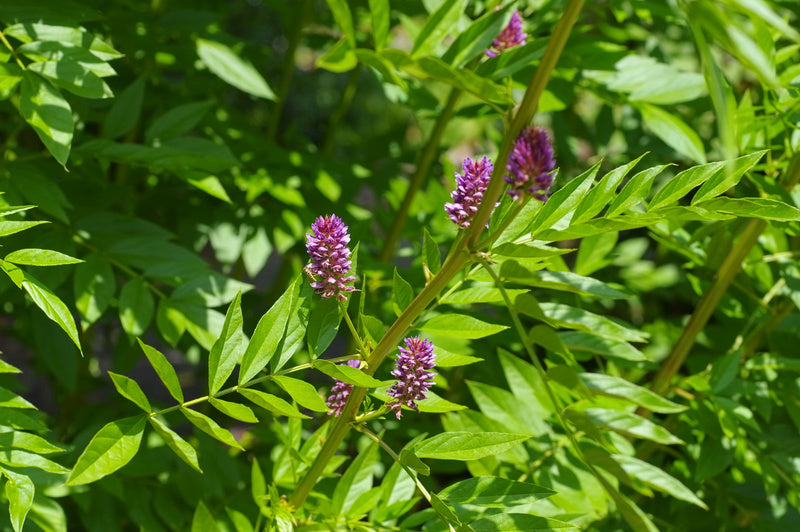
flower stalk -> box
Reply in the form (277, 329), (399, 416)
(288, 0), (585, 512)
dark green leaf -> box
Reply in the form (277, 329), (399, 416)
(438, 476), (554, 508)
(138, 340), (183, 403)
(392, 268), (414, 316)
(145, 101), (214, 143)
(119, 278), (155, 337)
(73, 253), (115, 327)
(66, 415), (146, 485)
(422, 228), (441, 275)
(22, 271), (82, 353)
(574, 408), (683, 444)
(240, 279), (296, 384)
(306, 296), (341, 357)
(103, 76), (144, 139)
(611, 454), (707, 509)
(470, 514), (579, 532)
(191, 500), (218, 532)
(579, 373), (685, 413)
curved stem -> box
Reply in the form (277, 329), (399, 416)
(465, 0), (585, 246)
(379, 87), (463, 262)
(322, 64), (363, 155)
(645, 153), (800, 401)
(288, 0), (585, 512)
(267, 0), (310, 142)
(0, 30), (26, 70)
(339, 299), (367, 357)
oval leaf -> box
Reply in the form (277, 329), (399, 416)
(66, 415), (146, 486)
(271, 375), (327, 412)
(414, 432), (530, 461)
(181, 407), (244, 451)
(149, 416), (202, 473)
(196, 38), (275, 100)
(108, 372), (151, 412)
(420, 313), (509, 339)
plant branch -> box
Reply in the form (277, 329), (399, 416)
(288, 0), (585, 512)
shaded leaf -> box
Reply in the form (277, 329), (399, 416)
(196, 38), (275, 100)
(149, 416), (202, 473)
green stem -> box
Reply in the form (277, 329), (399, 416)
(288, 1), (585, 512)
(339, 299), (368, 357)
(465, 0), (585, 246)
(475, 255), (571, 437)
(646, 153), (800, 400)
(379, 87), (463, 262)
(322, 64), (363, 155)
(267, 0), (309, 142)
(0, 30), (25, 70)
(150, 355), (356, 417)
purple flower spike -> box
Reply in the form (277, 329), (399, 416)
(326, 360), (361, 416)
(445, 156), (494, 229)
(505, 126), (556, 201)
(305, 214), (357, 301)
(386, 337), (436, 419)
(486, 10), (527, 58)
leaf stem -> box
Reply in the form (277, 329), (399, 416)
(339, 299), (368, 357)
(322, 64), (363, 155)
(288, 1), (585, 512)
(0, 30), (26, 70)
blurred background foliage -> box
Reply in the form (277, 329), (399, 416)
(0, 0), (799, 530)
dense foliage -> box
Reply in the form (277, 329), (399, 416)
(1, 0), (800, 530)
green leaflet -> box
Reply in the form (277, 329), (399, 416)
(66, 415), (146, 486)
(414, 432), (530, 461)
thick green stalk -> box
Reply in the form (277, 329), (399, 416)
(288, 0), (585, 512)
(379, 87), (463, 262)
(465, 0), (585, 246)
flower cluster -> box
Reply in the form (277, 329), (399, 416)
(485, 10), (527, 58)
(326, 360), (361, 417)
(445, 156), (494, 229)
(305, 214), (356, 300)
(386, 336), (436, 419)
(505, 126), (556, 201)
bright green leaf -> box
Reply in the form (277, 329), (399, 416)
(414, 432), (530, 461)
(149, 416), (202, 473)
(108, 372), (151, 412)
(66, 415), (146, 485)
(19, 71), (73, 166)
(196, 38), (275, 100)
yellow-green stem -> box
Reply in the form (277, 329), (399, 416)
(288, 0), (585, 512)
(465, 0), (585, 246)
(647, 153), (800, 400)
(322, 64), (363, 155)
(0, 30), (25, 70)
